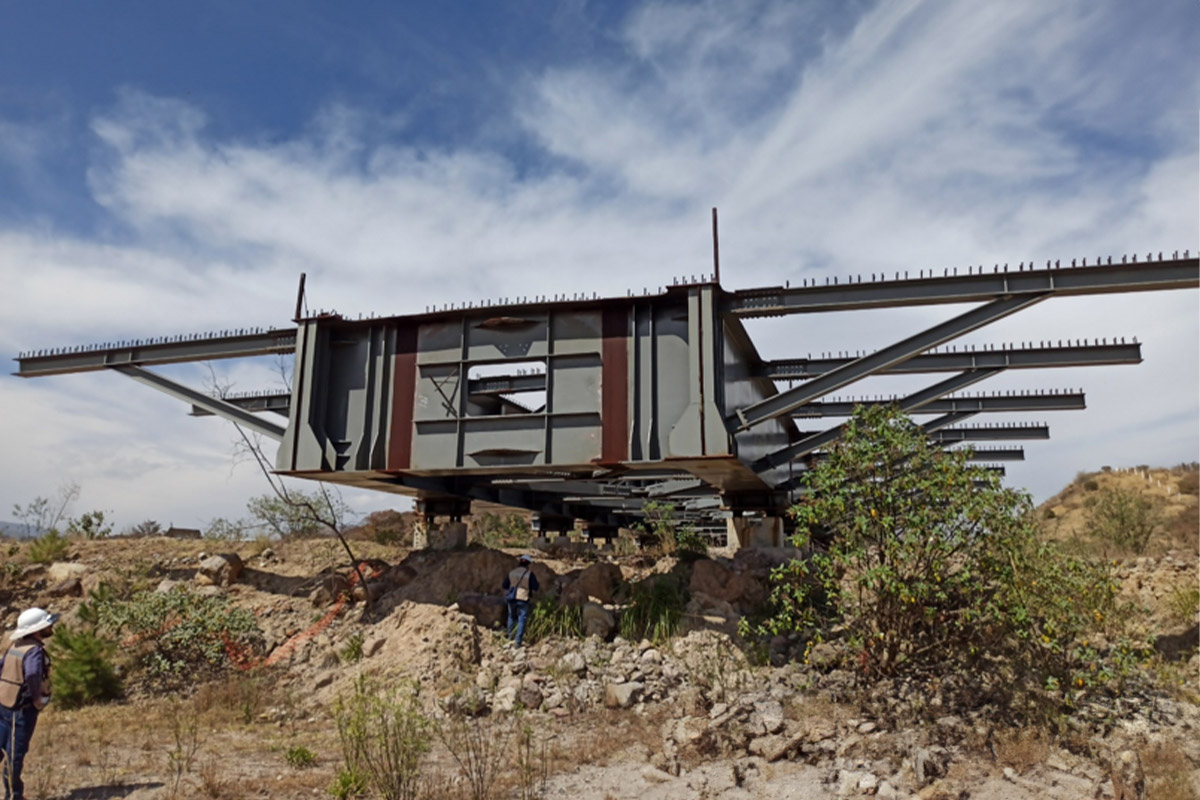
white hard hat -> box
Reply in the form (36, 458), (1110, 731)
(12, 607), (59, 639)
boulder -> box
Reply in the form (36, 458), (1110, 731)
(561, 562), (624, 605)
(194, 553), (243, 587)
(49, 578), (82, 597)
(309, 574), (351, 606)
(46, 562), (87, 584)
(493, 686), (518, 713)
(689, 560), (765, 611)
(604, 681), (643, 709)
(581, 602), (615, 639)
(456, 593), (506, 629)
(516, 682), (544, 711)
(556, 651), (587, 675)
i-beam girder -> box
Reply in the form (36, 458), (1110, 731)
(733, 294), (1048, 432)
(12, 252), (1198, 530)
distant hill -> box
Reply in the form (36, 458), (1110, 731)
(0, 521), (41, 539)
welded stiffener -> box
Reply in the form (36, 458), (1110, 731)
(15, 249), (1199, 547)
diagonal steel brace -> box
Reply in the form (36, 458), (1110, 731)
(752, 369), (1001, 474)
(733, 293), (1048, 431)
(113, 365), (286, 441)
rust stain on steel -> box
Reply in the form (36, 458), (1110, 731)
(387, 324), (418, 470)
(600, 306), (629, 464)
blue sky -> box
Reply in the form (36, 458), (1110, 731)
(2, 0), (1197, 532)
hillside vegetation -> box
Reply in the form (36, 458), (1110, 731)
(0, 438), (1195, 799)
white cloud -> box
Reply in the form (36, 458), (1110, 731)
(1, 0), (1195, 528)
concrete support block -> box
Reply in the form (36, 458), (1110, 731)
(726, 516), (784, 550)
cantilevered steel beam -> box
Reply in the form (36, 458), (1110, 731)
(753, 369), (1001, 474)
(15, 329), (297, 378)
(792, 391), (1084, 418)
(733, 293), (1046, 431)
(762, 341), (1141, 379)
(727, 256), (1199, 317)
(957, 447), (1025, 461)
(467, 374), (546, 396)
(114, 366), (286, 441)
(930, 425), (1049, 441)
(795, 424), (1050, 442)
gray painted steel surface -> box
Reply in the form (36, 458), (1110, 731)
(13, 253), (1200, 532)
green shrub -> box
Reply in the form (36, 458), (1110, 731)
(1085, 487), (1163, 554)
(49, 624), (123, 708)
(619, 576), (687, 643)
(328, 768), (367, 800)
(286, 745), (318, 769)
(525, 597), (583, 643)
(1083, 479), (1100, 492)
(67, 510), (113, 540)
(89, 587), (261, 686)
(335, 676), (430, 800)
(748, 405), (1124, 717)
(472, 512), (531, 548)
(1166, 585), (1200, 626)
(27, 529), (70, 564)
(341, 632), (365, 664)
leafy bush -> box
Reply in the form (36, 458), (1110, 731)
(126, 519), (162, 538)
(639, 502), (706, 556)
(67, 510), (114, 539)
(472, 512), (531, 548)
(27, 529), (70, 564)
(329, 769), (368, 800)
(335, 676), (430, 800)
(1085, 487), (1163, 554)
(89, 587), (261, 686)
(286, 745), (318, 769)
(1083, 479), (1100, 492)
(748, 405), (1123, 717)
(203, 517), (247, 541)
(619, 576), (687, 643)
(49, 624), (123, 708)
(525, 597), (583, 643)
(1177, 471), (1199, 495)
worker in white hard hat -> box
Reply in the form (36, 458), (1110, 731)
(0, 607), (58, 800)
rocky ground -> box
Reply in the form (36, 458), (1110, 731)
(0, 467), (1196, 799)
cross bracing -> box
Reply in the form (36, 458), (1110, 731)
(14, 250), (1199, 543)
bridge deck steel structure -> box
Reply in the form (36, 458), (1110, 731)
(13, 251), (1199, 533)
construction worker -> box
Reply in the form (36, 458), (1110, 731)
(0, 607), (57, 800)
(502, 554), (539, 647)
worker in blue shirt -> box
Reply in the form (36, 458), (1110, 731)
(0, 607), (57, 800)
(502, 555), (539, 647)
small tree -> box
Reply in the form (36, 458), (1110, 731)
(68, 510), (114, 539)
(1085, 487), (1163, 554)
(750, 405), (1120, 713)
(12, 481), (80, 537)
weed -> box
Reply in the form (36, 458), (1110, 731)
(514, 719), (548, 800)
(335, 676), (431, 800)
(329, 768), (368, 800)
(342, 631), (365, 663)
(1166, 584), (1200, 626)
(438, 709), (512, 800)
(165, 698), (201, 799)
(619, 576), (687, 643)
(526, 597), (583, 643)
(1141, 740), (1192, 800)
(27, 528), (70, 564)
(286, 745), (318, 769)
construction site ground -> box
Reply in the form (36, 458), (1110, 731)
(0, 466), (1196, 800)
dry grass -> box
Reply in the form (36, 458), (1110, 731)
(1141, 740), (1194, 800)
(992, 727), (1051, 775)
